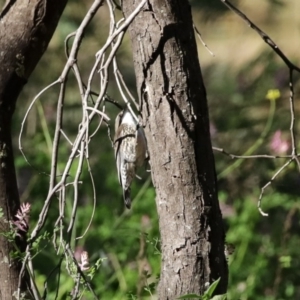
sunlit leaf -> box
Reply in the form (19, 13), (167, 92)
(204, 278), (220, 297)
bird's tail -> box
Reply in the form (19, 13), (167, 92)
(124, 188), (131, 209)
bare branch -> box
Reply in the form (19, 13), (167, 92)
(76, 158), (97, 240)
(220, 0), (300, 72)
(19, 79), (60, 168)
(193, 24), (215, 57)
(213, 147), (294, 160)
(258, 159), (293, 216)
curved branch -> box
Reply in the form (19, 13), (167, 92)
(220, 0), (300, 72)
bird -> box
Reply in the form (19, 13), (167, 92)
(114, 108), (147, 209)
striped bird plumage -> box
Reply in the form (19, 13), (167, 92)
(114, 109), (147, 208)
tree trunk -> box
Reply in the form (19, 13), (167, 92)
(122, 0), (228, 298)
(0, 1), (67, 298)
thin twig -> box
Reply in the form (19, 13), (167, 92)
(60, 129), (74, 146)
(19, 79), (60, 167)
(85, 106), (110, 121)
(67, 141), (85, 234)
(288, 69), (297, 156)
(76, 158), (97, 240)
(71, 273), (81, 300)
(220, 0), (300, 72)
(64, 32), (76, 58)
(258, 159), (293, 216)
(213, 147), (294, 160)
(113, 58), (140, 123)
(193, 24), (215, 56)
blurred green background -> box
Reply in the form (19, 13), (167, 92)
(2, 0), (300, 299)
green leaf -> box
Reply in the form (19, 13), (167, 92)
(204, 278), (221, 298)
(279, 255), (291, 268)
(177, 278), (221, 299)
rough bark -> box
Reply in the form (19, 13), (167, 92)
(0, 1), (68, 298)
(122, 0), (228, 298)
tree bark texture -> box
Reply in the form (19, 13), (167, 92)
(122, 0), (228, 298)
(0, 1), (67, 298)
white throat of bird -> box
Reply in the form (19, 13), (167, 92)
(121, 110), (136, 126)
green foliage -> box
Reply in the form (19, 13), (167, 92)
(224, 192), (300, 300)
(31, 231), (51, 258)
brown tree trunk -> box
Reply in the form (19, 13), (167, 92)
(0, 1), (68, 298)
(122, 0), (228, 298)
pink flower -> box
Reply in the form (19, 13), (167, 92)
(270, 130), (290, 154)
(13, 203), (31, 237)
(74, 246), (90, 271)
(79, 251), (89, 271)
